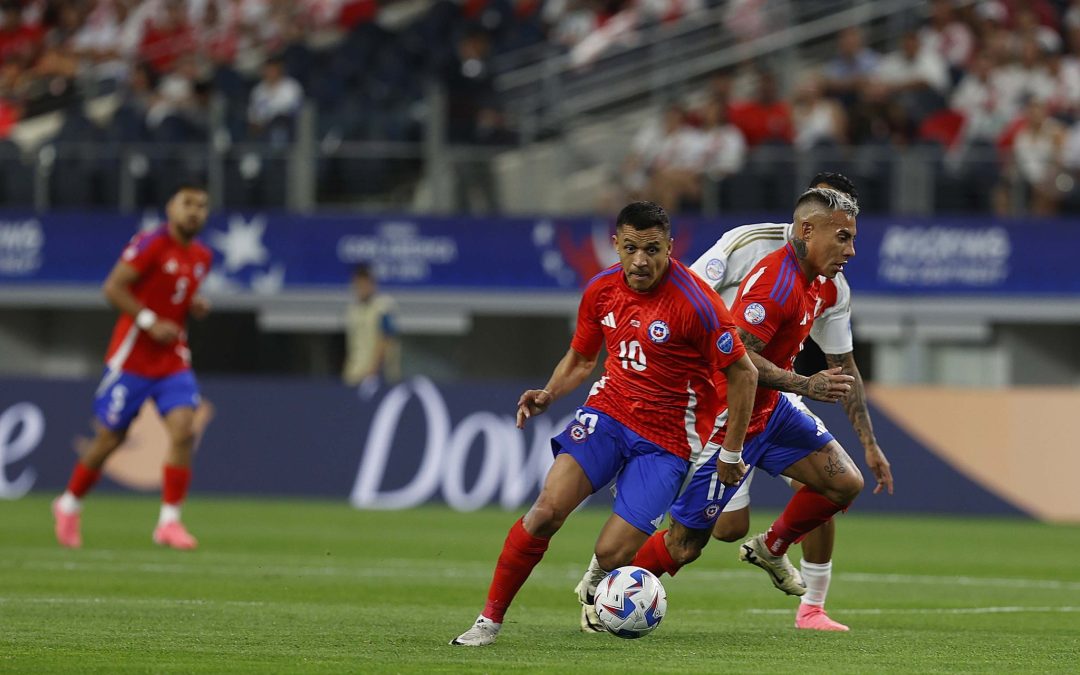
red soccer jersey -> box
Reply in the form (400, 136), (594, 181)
(571, 258), (746, 461)
(104, 225), (213, 378)
(714, 243), (838, 440)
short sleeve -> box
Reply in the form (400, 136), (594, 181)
(810, 274), (854, 354)
(569, 281), (603, 358)
(119, 232), (163, 276)
(700, 296), (746, 372)
(731, 267), (789, 345)
(688, 239), (729, 293)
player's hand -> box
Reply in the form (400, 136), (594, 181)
(516, 389), (553, 429)
(805, 367), (854, 403)
(147, 318), (182, 344)
(190, 295), (211, 320)
(864, 444), (894, 495)
(716, 456), (747, 489)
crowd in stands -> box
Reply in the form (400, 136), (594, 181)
(6, 0), (1080, 216)
(620, 0), (1080, 216)
(0, 0), (712, 208)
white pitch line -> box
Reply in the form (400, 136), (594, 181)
(746, 606), (1080, 616)
(0, 597), (266, 608)
(4, 557), (1080, 593)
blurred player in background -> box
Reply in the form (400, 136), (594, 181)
(576, 186), (884, 630)
(451, 201), (758, 646)
(342, 263), (400, 397)
(51, 184), (213, 551)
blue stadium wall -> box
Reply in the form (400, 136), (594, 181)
(0, 375), (1038, 518)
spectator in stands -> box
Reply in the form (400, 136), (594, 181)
(875, 30), (949, 134)
(727, 68), (793, 146)
(823, 26), (879, 108)
(247, 55), (303, 145)
(950, 51), (1014, 146)
(33, 3), (83, 87)
(72, 0), (135, 85)
(139, 0), (196, 75)
(621, 103), (685, 200)
(701, 97), (746, 179)
(648, 98), (717, 210)
(0, 0), (42, 73)
(1009, 98), (1067, 215)
(791, 73), (846, 150)
(918, 0), (974, 82)
(199, 0), (238, 67)
(444, 27), (506, 213)
(148, 54), (199, 133)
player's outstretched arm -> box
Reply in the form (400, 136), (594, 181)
(715, 353), (757, 487)
(735, 328), (853, 402)
(516, 347), (598, 429)
(825, 351), (894, 495)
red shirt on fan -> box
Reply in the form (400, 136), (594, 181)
(104, 225), (213, 378)
(713, 242), (838, 442)
(571, 258), (746, 460)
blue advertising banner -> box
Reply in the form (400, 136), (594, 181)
(0, 212), (1075, 295)
(0, 375), (1021, 516)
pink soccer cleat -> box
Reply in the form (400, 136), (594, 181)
(52, 498), (82, 549)
(795, 604), (849, 632)
(153, 521), (198, 550)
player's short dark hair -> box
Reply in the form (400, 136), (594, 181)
(615, 201), (670, 236)
(353, 263), (373, 280)
(808, 172), (858, 203)
(172, 182), (208, 196)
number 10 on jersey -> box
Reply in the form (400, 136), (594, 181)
(619, 340), (647, 372)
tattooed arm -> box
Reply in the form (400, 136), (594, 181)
(825, 350), (894, 495)
(735, 327), (853, 403)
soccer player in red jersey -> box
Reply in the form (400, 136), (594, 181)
(451, 201), (758, 646)
(52, 184), (213, 551)
(575, 188), (864, 609)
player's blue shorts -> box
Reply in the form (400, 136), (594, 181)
(93, 368), (201, 431)
(551, 407), (689, 535)
(669, 393), (834, 530)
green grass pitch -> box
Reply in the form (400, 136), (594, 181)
(3, 494), (1079, 673)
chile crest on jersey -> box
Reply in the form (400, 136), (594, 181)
(647, 320), (670, 344)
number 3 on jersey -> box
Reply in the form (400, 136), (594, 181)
(170, 277), (189, 304)
(619, 340), (647, 372)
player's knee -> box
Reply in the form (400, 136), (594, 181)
(595, 547), (635, 571)
(711, 509), (750, 542)
(712, 519), (749, 543)
(666, 539), (704, 567)
(524, 502), (569, 536)
(169, 426), (196, 449)
(827, 470), (864, 506)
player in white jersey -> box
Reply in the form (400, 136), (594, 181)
(691, 173), (893, 631)
(573, 174), (894, 633)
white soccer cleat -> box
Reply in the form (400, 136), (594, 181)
(574, 578), (605, 633)
(449, 615), (501, 646)
(738, 533), (806, 596)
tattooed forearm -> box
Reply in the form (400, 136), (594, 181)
(736, 328), (812, 396)
(826, 351), (877, 450)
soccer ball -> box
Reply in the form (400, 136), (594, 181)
(593, 566), (667, 638)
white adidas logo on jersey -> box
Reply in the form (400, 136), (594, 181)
(601, 312), (616, 328)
